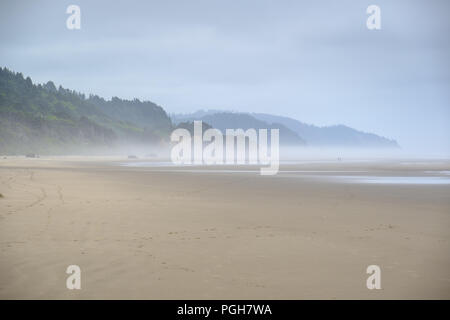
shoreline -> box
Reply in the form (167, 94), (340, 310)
(1, 158), (449, 299)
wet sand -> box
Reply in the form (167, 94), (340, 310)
(0, 157), (449, 299)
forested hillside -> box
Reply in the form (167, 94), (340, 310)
(0, 67), (173, 154)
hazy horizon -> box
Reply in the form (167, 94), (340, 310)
(1, 0), (449, 157)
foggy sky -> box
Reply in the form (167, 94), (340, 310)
(1, 0), (449, 156)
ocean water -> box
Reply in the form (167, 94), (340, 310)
(119, 162), (450, 185)
(329, 175), (450, 185)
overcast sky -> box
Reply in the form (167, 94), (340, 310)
(1, 0), (449, 156)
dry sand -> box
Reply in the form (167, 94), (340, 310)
(0, 157), (449, 299)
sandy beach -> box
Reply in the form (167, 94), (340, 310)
(0, 157), (449, 299)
